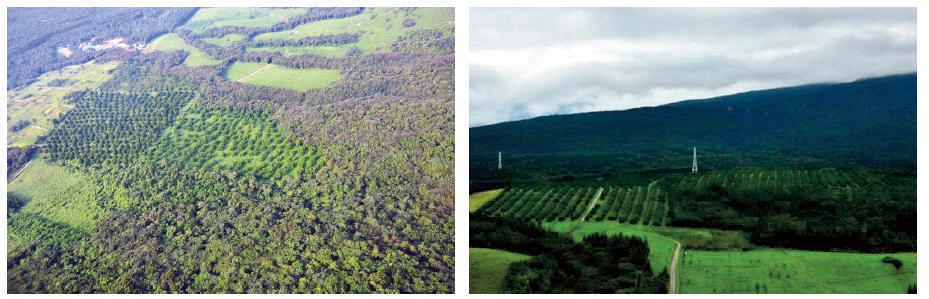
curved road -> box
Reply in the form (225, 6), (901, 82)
(667, 238), (682, 294)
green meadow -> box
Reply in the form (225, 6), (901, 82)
(680, 249), (916, 294)
(7, 157), (107, 253)
(543, 221), (678, 274)
(252, 8), (454, 54)
(201, 33), (245, 47)
(247, 44), (355, 58)
(145, 33), (220, 66)
(469, 189), (502, 212)
(182, 8), (306, 33)
(224, 62), (340, 92)
(469, 248), (532, 294)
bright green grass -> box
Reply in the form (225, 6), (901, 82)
(680, 249), (916, 294)
(544, 221), (677, 274)
(152, 107), (321, 181)
(7, 158), (103, 232)
(253, 7), (454, 53)
(201, 33), (245, 47)
(246, 44), (354, 58)
(7, 61), (119, 147)
(223, 62), (340, 92)
(145, 33), (219, 67)
(469, 189), (503, 212)
(469, 247), (532, 294)
(183, 8), (306, 33)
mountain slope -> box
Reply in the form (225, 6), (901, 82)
(470, 73), (916, 182)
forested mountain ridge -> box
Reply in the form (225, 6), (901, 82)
(8, 7), (454, 294)
(470, 74), (916, 182)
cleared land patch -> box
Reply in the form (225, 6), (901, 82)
(145, 33), (219, 66)
(469, 189), (502, 212)
(680, 249), (916, 294)
(201, 33), (245, 47)
(246, 44), (355, 58)
(7, 61), (118, 147)
(252, 8), (454, 54)
(182, 8), (306, 33)
(224, 62), (340, 92)
(469, 247), (532, 294)
(7, 158), (104, 251)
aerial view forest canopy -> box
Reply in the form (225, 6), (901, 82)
(469, 74), (916, 293)
(7, 7), (454, 293)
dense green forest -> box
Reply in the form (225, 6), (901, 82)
(8, 7), (454, 294)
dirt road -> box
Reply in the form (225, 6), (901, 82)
(667, 237), (682, 293)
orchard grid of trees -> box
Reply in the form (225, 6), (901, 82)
(7, 7), (454, 294)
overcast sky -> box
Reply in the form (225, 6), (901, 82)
(470, 8), (916, 127)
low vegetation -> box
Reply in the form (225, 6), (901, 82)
(201, 34), (246, 47)
(680, 249), (916, 293)
(7, 61), (119, 147)
(468, 189), (502, 212)
(469, 248), (531, 294)
(182, 8), (307, 33)
(223, 62), (341, 91)
(145, 33), (220, 66)
(253, 8), (454, 54)
(7, 158), (103, 251)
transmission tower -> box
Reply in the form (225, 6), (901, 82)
(692, 147), (698, 174)
(498, 151), (502, 170)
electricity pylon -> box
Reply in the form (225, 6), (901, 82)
(692, 147), (698, 174)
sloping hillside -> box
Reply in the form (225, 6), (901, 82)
(471, 74), (916, 183)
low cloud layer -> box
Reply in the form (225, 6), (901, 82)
(470, 8), (916, 126)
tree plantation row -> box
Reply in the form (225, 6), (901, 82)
(477, 182), (670, 226)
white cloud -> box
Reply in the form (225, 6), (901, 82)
(469, 8), (916, 127)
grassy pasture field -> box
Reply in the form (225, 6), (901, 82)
(182, 7), (306, 33)
(7, 158), (104, 232)
(544, 221), (678, 274)
(252, 8), (454, 54)
(469, 248), (532, 294)
(7, 61), (118, 147)
(246, 44), (355, 58)
(680, 249), (916, 293)
(224, 62), (340, 91)
(469, 189), (502, 212)
(201, 33), (245, 47)
(145, 33), (219, 66)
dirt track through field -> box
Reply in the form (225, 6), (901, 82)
(8, 159), (32, 183)
(237, 64), (273, 82)
(578, 187), (603, 222)
(667, 237), (682, 293)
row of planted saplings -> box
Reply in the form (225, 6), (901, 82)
(479, 181), (669, 225)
